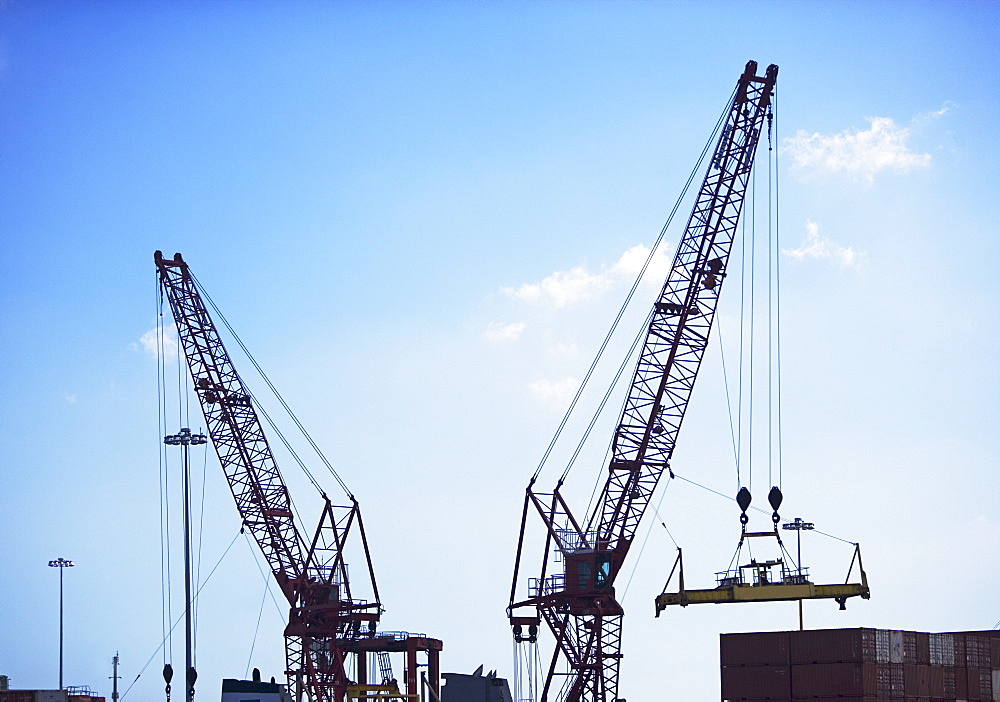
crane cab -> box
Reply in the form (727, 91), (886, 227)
(564, 551), (615, 594)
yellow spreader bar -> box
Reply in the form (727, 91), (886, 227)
(656, 581), (869, 613)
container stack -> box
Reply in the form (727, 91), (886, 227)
(720, 628), (1000, 701)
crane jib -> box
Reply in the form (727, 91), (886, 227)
(507, 60), (778, 702)
(154, 250), (417, 702)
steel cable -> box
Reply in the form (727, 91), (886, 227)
(532, 86), (738, 488)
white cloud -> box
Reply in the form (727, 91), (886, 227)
(529, 377), (579, 408)
(502, 243), (672, 308)
(611, 243), (672, 281)
(136, 325), (178, 360)
(502, 265), (611, 307)
(484, 321), (527, 342)
(549, 342), (579, 359)
(783, 220), (863, 268)
(784, 116), (930, 182)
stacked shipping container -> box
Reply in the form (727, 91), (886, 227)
(0, 693), (105, 702)
(720, 628), (1000, 702)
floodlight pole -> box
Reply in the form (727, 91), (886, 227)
(782, 517), (814, 630)
(48, 557), (75, 690)
(164, 428), (207, 702)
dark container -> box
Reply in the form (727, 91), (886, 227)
(0, 694), (34, 702)
(967, 665), (983, 700)
(902, 630), (917, 664)
(928, 665), (944, 697)
(956, 664), (969, 697)
(967, 635), (984, 668)
(890, 662), (904, 697)
(980, 667), (994, 700)
(721, 664), (791, 700)
(951, 630), (1000, 669)
(954, 635), (967, 668)
(789, 628), (877, 664)
(790, 662), (876, 696)
(915, 631), (931, 665)
(943, 666), (957, 697)
(876, 663), (892, 697)
(790, 697), (876, 702)
(722, 631), (791, 667)
(903, 663), (930, 696)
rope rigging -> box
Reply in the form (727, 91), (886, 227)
(191, 273), (353, 501)
(529, 85), (738, 487)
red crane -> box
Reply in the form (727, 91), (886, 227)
(507, 61), (778, 702)
(155, 251), (441, 702)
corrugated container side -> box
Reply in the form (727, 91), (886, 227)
(993, 670), (1000, 702)
(945, 667), (958, 697)
(878, 630), (892, 663)
(791, 662), (876, 697)
(904, 631), (918, 663)
(968, 666), (983, 701)
(790, 628), (875, 664)
(722, 631), (791, 667)
(993, 639), (1000, 670)
(790, 697), (877, 702)
(721, 664), (791, 700)
(0, 693), (34, 702)
(877, 663), (892, 697)
(981, 667), (993, 701)
(957, 666), (969, 698)
(891, 631), (906, 664)
(937, 634), (957, 667)
(929, 665), (945, 697)
(916, 632), (931, 665)
(968, 638), (984, 669)
(904, 664), (931, 696)
(891, 662), (905, 697)
(956, 637), (968, 668)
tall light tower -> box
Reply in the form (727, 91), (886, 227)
(48, 557), (75, 690)
(164, 427), (207, 702)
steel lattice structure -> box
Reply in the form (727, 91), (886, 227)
(508, 61), (778, 702)
(155, 252), (440, 702)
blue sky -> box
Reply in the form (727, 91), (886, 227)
(1, 1), (998, 700)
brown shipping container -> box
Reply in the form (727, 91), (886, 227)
(930, 633), (955, 666)
(968, 666), (983, 701)
(957, 664), (969, 697)
(944, 666), (957, 697)
(916, 632), (931, 665)
(980, 667), (993, 701)
(929, 665), (945, 697)
(721, 664), (791, 700)
(955, 636), (968, 668)
(891, 662), (905, 697)
(876, 663), (892, 697)
(791, 662), (876, 696)
(969, 637), (985, 668)
(790, 697), (877, 702)
(903, 631), (918, 664)
(0, 693), (34, 702)
(904, 663), (931, 696)
(790, 628), (877, 664)
(722, 631), (791, 667)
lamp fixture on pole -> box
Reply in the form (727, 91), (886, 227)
(48, 557), (75, 690)
(164, 428), (207, 702)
